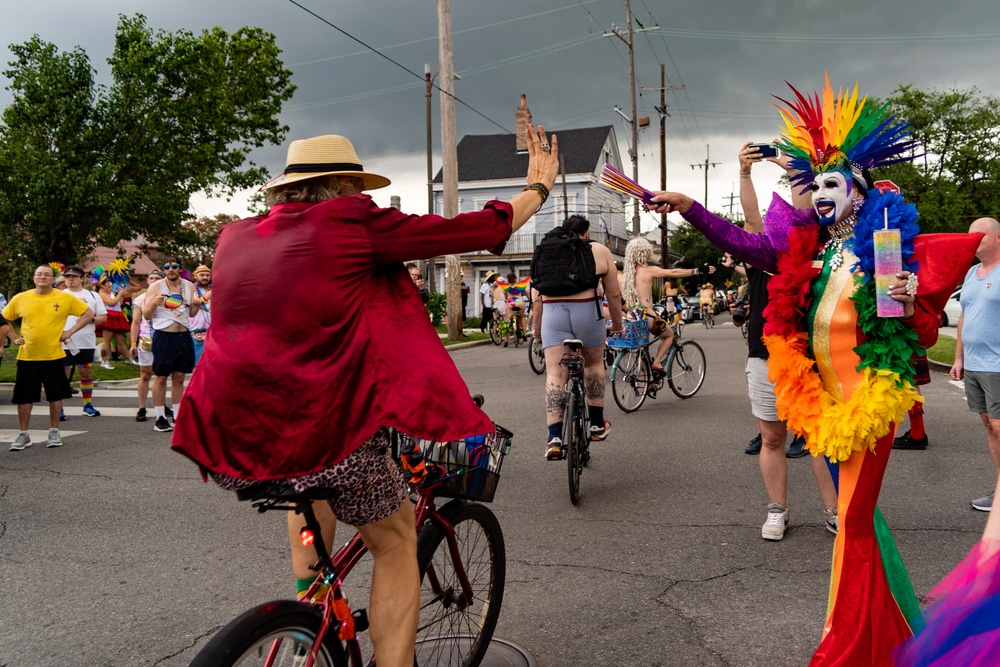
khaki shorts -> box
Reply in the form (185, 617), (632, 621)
(745, 357), (779, 422)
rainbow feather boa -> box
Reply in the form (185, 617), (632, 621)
(762, 192), (923, 463)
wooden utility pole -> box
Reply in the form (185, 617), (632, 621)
(691, 145), (720, 209)
(604, 0), (657, 237)
(641, 65), (683, 266)
(424, 65), (437, 294)
(438, 0), (461, 340)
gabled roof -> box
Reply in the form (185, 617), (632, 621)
(434, 125), (616, 183)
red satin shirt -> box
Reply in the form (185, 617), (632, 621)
(171, 194), (512, 480)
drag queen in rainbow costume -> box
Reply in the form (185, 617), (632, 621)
(648, 76), (980, 665)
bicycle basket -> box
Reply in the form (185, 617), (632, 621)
(419, 424), (513, 502)
(607, 318), (649, 349)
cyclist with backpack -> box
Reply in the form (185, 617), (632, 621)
(531, 215), (624, 460)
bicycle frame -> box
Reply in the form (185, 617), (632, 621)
(268, 488), (473, 667)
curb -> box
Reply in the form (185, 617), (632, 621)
(445, 339), (494, 352)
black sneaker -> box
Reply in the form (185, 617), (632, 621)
(135, 408), (147, 422)
(745, 433), (762, 455)
(892, 430), (928, 450)
(164, 406), (174, 421)
(153, 416), (173, 432)
(786, 435), (808, 458)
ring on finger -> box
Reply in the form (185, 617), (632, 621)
(905, 272), (919, 297)
(540, 143), (550, 152)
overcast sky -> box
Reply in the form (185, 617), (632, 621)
(2, 0), (999, 235)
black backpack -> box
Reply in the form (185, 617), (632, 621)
(530, 227), (603, 317)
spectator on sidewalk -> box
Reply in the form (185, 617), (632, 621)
(727, 142), (838, 539)
(479, 271), (498, 333)
(143, 257), (202, 433)
(3, 265), (93, 451)
(61, 265), (107, 418)
(406, 263), (430, 305)
(189, 265), (212, 366)
(129, 270), (164, 422)
(950, 216), (1000, 512)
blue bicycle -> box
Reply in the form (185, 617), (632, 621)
(608, 320), (707, 412)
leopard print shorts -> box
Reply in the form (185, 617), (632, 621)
(211, 427), (407, 527)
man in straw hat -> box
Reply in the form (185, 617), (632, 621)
(479, 269), (499, 333)
(171, 129), (559, 666)
(188, 265), (212, 366)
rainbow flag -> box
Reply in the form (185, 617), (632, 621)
(505, 277), (531, 296)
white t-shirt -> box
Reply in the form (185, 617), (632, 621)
(62, 288), (106, 351)
(480, 281), (493, 308)
(150, 279), (195, 332)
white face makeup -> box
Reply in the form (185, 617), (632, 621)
(810, 171), (853, 226)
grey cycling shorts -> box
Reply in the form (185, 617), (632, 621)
(541, 299), (606, 350)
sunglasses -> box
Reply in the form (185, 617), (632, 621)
(162, 263), (181, 270)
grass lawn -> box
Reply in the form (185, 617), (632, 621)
(0, 347), (141, 383)
(433, 324), (491, 346)
(927, 333), (956, 366)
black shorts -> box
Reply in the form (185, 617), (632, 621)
(11, 359), (74, 404)
(64, 348), (96, 366)
(152, 330), (195, 377)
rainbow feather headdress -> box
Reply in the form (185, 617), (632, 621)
(773, 73), (918, 194)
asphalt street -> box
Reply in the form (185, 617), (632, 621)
(0, 318), (991, 666)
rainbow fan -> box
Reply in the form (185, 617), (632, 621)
(598, 163), (656, 204)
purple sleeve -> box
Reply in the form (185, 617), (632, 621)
(681, 201), (779, 273)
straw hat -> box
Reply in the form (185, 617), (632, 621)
(484, 271), (499, 281)
(260, 135), (390, 191)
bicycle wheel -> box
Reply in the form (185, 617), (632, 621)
(489, 319), (501, 346)
(563, 390), (585, 505)
(611, 348), (651, 413)
(528, 337), (546, 374)
(189, 600), (347, 667)
(667, 340), (707, 399)
(415, 499), (506, 667)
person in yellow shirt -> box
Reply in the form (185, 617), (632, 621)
(2, 265), (93, 451)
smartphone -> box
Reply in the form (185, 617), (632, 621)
(749, 143), (781, 159)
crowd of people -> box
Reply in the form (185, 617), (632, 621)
(1, 258), (212, 445)
(5, 75), (999, 664)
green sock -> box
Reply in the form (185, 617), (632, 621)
(296, 577), (314, 595)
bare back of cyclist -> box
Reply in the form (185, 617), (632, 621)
(623, 237), (715, 372)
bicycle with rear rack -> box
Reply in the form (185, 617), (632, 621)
(191, 410), (512, 667)
(608, 319), (707, 413)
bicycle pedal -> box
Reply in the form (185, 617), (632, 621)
(353, 608), (369, 633)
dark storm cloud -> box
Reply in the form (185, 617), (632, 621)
(2, 0), (999, 218)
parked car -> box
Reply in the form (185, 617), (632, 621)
(941, 288), (962, 327)
(683, 295), (702, 321)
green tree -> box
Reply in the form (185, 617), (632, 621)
(880, 85), (1000, 232)
(0, 14), (295, 290)
(166, 213), (239, 268)
(669, 220), (739, 289)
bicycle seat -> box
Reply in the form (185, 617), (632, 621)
(562, 339), (584, 352)
(235, 482), (337, 502)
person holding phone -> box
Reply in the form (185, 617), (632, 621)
(645, 76), (979, 666)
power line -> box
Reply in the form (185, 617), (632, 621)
(286, 0), (510, 134)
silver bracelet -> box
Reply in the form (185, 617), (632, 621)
(739, 172), (751, 179)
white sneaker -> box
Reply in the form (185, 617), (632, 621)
(9, 432), (32, 451)
(824, 509), (839, 535)
(761, 503), (789, 541)
(100, 361), (114, 370)
(46, 428), (63, 448)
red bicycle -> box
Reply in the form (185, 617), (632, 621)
(191, 420), (512, 667)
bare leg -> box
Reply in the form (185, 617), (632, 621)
(170, 371), (186, 412)
(582, 345), (605, 408)
(137, 367), (152, 408)
(100, 331), (112, 363)
(651, 330), (674, 371)
(357, 503), (418, 667)
(16, 403), (32, 431)
(543, 346), (569, 426)
(759, 418), (788, 506)
(48, 400), (62, 428)
(152, 375), (167, 408)
(980, 414), (1000, 475)
(811, 454), (838, 511)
